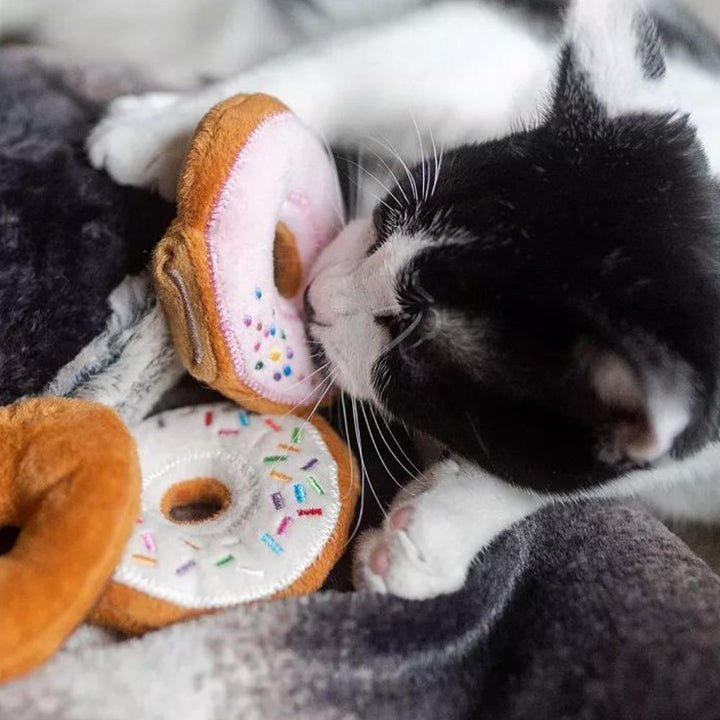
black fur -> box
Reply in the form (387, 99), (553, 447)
(367, 35), (720, 492)
(0, 53), (173, 405)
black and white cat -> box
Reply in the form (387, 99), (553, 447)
(81, 0), (720, 598)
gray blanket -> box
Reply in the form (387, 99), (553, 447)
(3, 47), (720, 720)
(3, 502), (720, 720)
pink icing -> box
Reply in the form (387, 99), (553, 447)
(205, 112), (343, 406)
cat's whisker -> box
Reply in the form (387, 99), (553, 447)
(466, 412), (491, 459)
(340, 391), (365, 549)
(341, 168), (395, 215)
(369, 404), (423, 483)
(351, 396), (388, 518)
(408, 108), (429, 203)
(294, 368), (338, 434)
(428, 126), (442, 199)
(280, 360), (330, 393)
(338, 154), (402, 210)
(382, 312), (423, 354)
(360, 401), (417, 495)
(281, 365), (335, 419)
(360, 141), (411, 207)
(367, 135), (419, 206)
(377, 410), (423, 476)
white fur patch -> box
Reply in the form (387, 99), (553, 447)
(565, 0), (676, 117)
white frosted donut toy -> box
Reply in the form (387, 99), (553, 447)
(153, 93), (343, 415)
(90, 403), (358, 634)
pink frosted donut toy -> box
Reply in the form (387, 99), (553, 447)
(154, 93), (343, 414)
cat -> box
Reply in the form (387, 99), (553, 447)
(67, 0), (720, 597)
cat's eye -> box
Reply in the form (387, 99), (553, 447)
(374, 313), (396, 328)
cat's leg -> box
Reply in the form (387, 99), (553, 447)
(629, 442), (720, 524)
(354, 458), (547, 599)
(87, 1), (553, 199)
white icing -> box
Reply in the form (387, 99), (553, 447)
(114, 403), (341, 608)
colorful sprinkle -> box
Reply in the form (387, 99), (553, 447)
(140, 531), (157, 553)
(277, 516), (293, 535)
(308, 475), (325, 495)
(265, 419), (282, 432)
(301, 458), (318, 471)
(294, 483), (306, 503)
(253, 341), (261, 352)
(273, 372), (282, 382)
(255, 361), (264, 371)
(270, 469), (293, 482)
(243, 315), (252, 327)
(278, 443), (300, 453)
(263, 329), (269, 338)
(280, 330), (287, 340)
(175, 560), (196, 576)
(263, 455), (289, 463)
(218, 429), (239, 437)
(204, 411), (213, 426)
(256, 321), (263, 331)
(215, 554), (235, 567)
(297, 508), (323, 517)
(283, 365), (292, 377)
(269, 347), (282, 362)
(255, 288), (262, 299)
(291, 427), (303, 444)
(286, 348), (294, 359)
(183, 539), (201, 551)
(131, 554), (156, 567)
(269, 325), (276, 336)
(271, 491), (285, 510)
(260, 533), (284, 555)
(239, 411), (250, 427)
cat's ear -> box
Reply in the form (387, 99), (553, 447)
(552, 0), (675, 121)
(577, 338), (696, 467)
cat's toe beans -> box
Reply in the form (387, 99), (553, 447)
(389, 505), (414, 531)
(368, 542), (391, 576)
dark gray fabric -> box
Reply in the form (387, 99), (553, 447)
(0, 48), (173, 405)
(2, 502), (720, 720)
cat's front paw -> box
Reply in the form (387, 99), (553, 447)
(87, 91), (195, 200)
(353, 477), (470, 599)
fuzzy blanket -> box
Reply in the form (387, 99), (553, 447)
(3, 47), (720, 720)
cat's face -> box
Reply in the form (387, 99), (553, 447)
(306, 1), (720, 491)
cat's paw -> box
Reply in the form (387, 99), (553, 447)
(353, 476), (470, 599)
(87, 91), (195, 200)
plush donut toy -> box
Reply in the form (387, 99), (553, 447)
(154, 93), (344, 415)
(0, 398), (140, 682)
(0, 94), (358, 680)
(90, 402), (357, 634)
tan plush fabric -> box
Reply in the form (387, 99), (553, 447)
(0, 398), (140, 681)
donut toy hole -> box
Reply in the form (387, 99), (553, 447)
(273, 222), (302, 299)
(161, 478), (232, 525)
(0, 525), (21, 556)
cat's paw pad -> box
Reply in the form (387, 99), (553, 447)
(87, 92), (193, 200)
(354, 503), (468, 599)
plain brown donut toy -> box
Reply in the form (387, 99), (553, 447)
(0, 398), (140, 682)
